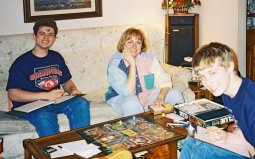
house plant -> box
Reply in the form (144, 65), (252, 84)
(162, 0), (201, 14)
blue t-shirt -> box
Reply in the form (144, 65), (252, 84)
(222, 78), (255, 149)
(6, 50), (72, 109)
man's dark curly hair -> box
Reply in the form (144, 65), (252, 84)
(33, 18), (58, 36)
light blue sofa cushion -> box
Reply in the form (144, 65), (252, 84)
(0, 111), (35, 134)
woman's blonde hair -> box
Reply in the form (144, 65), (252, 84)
(117, 28), (149, 52)
(192, 42), (238, 73)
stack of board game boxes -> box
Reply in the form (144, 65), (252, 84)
(173, 99), (234, 128)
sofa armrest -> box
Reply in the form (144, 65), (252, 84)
(161, 63), (195, 102)
(161, 63), (192, 88)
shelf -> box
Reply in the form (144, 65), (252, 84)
(247, 13), (255, 17)
(247, 28), (255, 30)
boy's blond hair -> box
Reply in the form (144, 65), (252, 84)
(117, 28), (149, 53)
(192, 42), (238, 73)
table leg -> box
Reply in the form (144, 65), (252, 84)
(24, 148), (32, 159)
(145, 143), (178, 159)
(167, 141), (178, 159)
(23, 139), (32, 159)
(23, 139), (51, 159)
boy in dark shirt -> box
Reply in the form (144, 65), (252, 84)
(180, 42), (255, 159)
(6, 19), (90, 137)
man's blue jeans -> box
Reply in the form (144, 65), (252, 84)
(22, 96), (90, 137)
(180, 137), (246, 159)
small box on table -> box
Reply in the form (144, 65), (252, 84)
(149, 103), (174, 116)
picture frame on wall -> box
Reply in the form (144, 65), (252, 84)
(23, 0), (102, 23)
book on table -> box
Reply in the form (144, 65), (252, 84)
(6, 94), (84, 117)
(173, 99), (234, 128)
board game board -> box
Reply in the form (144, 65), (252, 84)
(77, 116), (180, 154)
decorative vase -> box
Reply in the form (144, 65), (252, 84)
(173, 6), (189, 14)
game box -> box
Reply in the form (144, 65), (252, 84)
(174, 99), (234, 128)
(148, 103), (174, 115)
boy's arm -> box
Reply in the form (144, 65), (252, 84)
(8, 88), (64, 102)
(246, 141), (255, 158)
(208, 126), (254, 157)
(62, 79), (81, 95)
(232, 128), (255, 157)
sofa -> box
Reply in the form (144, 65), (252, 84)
(0, 24), (195, 158)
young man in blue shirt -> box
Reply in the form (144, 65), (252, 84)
(6, 18), (90, 137)
(180, 42), (255, 159)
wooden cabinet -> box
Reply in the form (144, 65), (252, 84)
(246, 29), (255, 80)
(164, 14), (199, 66)
(246, 2), (255, 80)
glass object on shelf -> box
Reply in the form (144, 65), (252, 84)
(248, 0), (251, 13)
(250, 0), (255, 13)
(247, 17), (255, 29)
(247, 17), (253, 29)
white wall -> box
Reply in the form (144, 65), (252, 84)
(0, 0), (166, 36)
(194, 0), (246, 75)
(0, 0), (246, 75)
(238, 0), (247, 76)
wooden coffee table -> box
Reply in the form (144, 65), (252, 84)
(23, 112), (187, 159)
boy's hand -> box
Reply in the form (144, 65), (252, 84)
(70, 89), (81, 95)
(227, 123), (238, 132)
(46, 89), (64, 101)
(208, 126), (228, 144)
